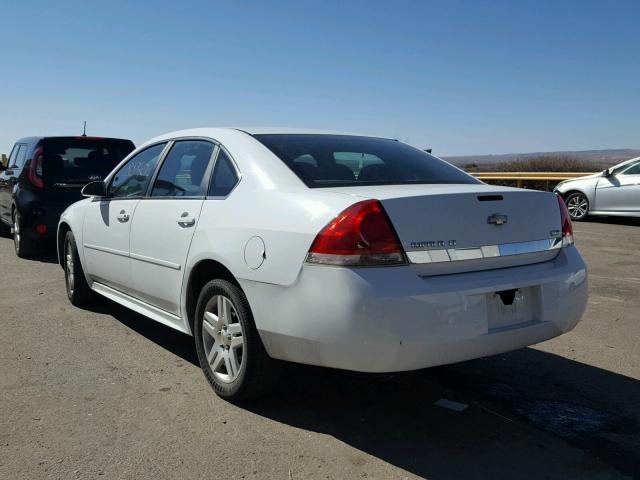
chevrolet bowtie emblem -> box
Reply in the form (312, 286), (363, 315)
(487, 213), (508, 225)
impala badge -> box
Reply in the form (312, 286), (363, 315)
(488, 213), (508, 225)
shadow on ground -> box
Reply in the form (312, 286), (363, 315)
(90, 298), (640, 479)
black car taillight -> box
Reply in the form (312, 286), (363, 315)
(28, 146), (44, 188)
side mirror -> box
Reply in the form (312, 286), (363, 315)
(81, 181), (107, 198)
(603, 168), (613, 177)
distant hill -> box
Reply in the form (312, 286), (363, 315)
(444, 149), (640, 168)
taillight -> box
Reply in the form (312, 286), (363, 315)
(557, 195), (574, 247)
(28, 146), (44, 188)
(306, 200), (407, 266)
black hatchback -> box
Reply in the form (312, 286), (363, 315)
(0, 136), (135, 257)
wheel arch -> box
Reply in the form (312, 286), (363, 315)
(184, 258), (242, 335)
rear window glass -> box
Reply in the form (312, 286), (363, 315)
(253, 134), (478, 187)
(42, 138), (135, 185)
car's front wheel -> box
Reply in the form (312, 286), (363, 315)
(564, 192), (590, 221)
(64, 231), (95, 306)
(194, 279), (281, 401)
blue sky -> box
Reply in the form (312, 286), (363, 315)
(1, 0), (638, 156)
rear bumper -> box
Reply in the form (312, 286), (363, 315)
(240, 246), (588, 372)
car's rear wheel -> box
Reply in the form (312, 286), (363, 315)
(13, 211), (37, 258)
(565, 192), (589, 221)
(194, 279), (281, 401)
(64, 231), (95, 306)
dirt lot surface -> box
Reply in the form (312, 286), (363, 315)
(1, 218), (639, 479)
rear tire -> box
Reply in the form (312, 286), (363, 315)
(194, 279), (281, 401)
(13, 211), (38, 258)
(64, 231), (96, 306)
(565, 192), (589, 221)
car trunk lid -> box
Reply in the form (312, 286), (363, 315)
(321, 184), (563, 275)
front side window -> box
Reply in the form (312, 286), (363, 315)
(109, 143), (166, 198)
(151, 140), (215, 197)
(208, 150), (239, 197)
(6, 145), (19, 168)
(254, 134), (478, 188)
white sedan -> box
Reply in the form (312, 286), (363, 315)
(57, 128), (588, 400)
(554, 157), (640, 220)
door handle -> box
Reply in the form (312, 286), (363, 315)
(117, 210), (130, 223)
(178, 212), (196, 228)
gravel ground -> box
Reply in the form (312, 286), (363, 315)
(1, 217), (639, 480)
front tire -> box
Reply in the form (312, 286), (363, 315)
(194, 279), (281, 401)
(565, 192), (589, 221)
(64, 231), (95, 306)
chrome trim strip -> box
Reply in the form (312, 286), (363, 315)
(84, 243), (129, 258)
(129, 252), (181, 270)
(84, 244), (181, 270)
(407, 238), (562, 264)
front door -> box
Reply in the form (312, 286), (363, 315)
(129, 140), (216, 315)
(82, 142), (167, 293)
(595, 161), (640, 213)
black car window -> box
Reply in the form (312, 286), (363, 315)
(42, 138), (135, 186)
(254, 134), (479, 188)
(109, 143), (166, 198)
(208, 150), (239, 197)
(151, 140), (215, 197)
(10, 144), (27, 168)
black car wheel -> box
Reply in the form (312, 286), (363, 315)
(13, 211), (37, 258)
(64, 231), (96, 306)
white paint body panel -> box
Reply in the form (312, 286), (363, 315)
(58, 128), (589, 373)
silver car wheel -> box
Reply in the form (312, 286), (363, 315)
(201, 295), (245, 383)
(65, 241), (75, 296)
(566, 194), (589, 219)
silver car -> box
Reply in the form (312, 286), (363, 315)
(554, 157), (640, 220)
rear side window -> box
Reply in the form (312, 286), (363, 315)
(110, 143), (166, 198)
(208, 150), (239, 197)
(42, 138), (135, 185)
(14, 145), (28, 168)
(151, 140), (215, 197)
(254, 134), (478, 188)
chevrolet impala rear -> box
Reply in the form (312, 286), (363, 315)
(244, 134), (588, 373)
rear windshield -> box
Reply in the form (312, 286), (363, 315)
(42, 137), (135, 185)
(253, 134), (479, 187)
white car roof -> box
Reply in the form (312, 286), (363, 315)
(141, 127), (393, 148)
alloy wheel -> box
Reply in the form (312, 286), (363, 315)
(201, 295), (245, 383)
(65, 241), (75, 297)
(566, 194), (588, 219)
(13, 215), (20, 253)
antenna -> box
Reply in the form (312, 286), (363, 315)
(82, 121), (87, 136)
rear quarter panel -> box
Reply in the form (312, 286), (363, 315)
(185, 187), (360, 287)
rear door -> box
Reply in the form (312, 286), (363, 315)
(595, 160), (640, 212)
(129, 140), (216, 315)
(82, 143), (167, 294)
